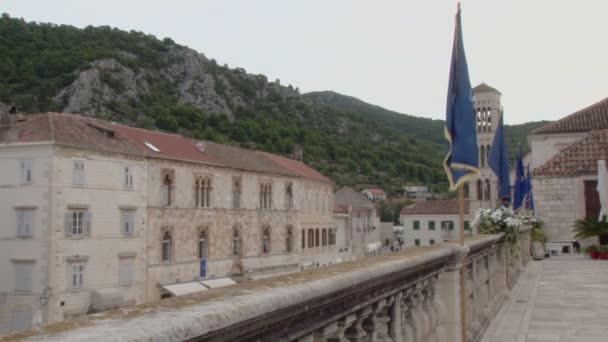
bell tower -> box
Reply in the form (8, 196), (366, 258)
(468, 83), (502, 213)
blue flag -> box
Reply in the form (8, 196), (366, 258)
(525, 164), (535, 213)
(443, 5), (480, 191)
(488, 114), (511, 206)
(513, 148), (526, 211)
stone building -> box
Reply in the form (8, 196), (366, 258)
(400, 200), (469, 247)
(529, 98), (608, 254)
(0, 112), (335, 333)
(333, 187), (381, 259)
(361, 188), (387, 201)
(466, 83), (502, 213)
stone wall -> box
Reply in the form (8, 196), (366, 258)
(10, 233), (531, 342)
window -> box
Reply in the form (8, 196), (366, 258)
(161, 171), (174, 206)
(161, 231), (172, 263)
(464, 221), (471, 231)
(194, 176), (212, 208)
(19, 160), (32, 184)
(415, 239), (420, 246)
(199, 230), (208, 259)
(262, 226), (270, 254)
(477, 179), (483, 200)
(463, 183), (469, 199)
(69, 262), (84, 289)
(441, 221), (454, 231)
(65, 210), (91, 237)
(322, 228), (327, 246)
(301, 229), (305, 249)
(16, 209), (34, 237)
(121, 210), (135, 235)
(285, 183), (293, 210)
(428, 221), (435, 231)
(484, 179), (491, 200)
(315, 228), (320, 247)
(286, 226), (293, 252)
(413, 221), (420, 230)
(480, 145), (486, 168)
(118, 257), (134, 285)
(329, 228), (336, 245)
(233, 177), (242, 209)
(72, 160), (85, 185)
(260, 183), (272, 209)
(233, 227), (241, 256)
(308, 229), (314, 248)
(123, 166), (134, 190)
(14, 262), (34, 292)
(430, 239), (435, 245)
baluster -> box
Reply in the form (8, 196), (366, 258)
(400, 289), (416, 342)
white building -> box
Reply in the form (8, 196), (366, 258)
(399, 200), (469, 248)
(403, 185), (432, 199)
(361, 188), (387, 201)
(334, 187), (381, 259)
(0, 112), (337, 333)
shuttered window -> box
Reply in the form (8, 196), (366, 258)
(14, 262), (34, 292)
(19, 160), (33, 184)
(69, 262), (84, 289)
(65, 210), (91, 237)
(16, 209), (34, 237)
(121, 210), (135, 235)
(123, 166), (134, 190)
(72, 160), (86, 185)
(119, 257), (134, 285)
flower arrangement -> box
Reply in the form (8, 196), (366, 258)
(469, 207), (523, 243)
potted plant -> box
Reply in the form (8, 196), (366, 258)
(587, 245), (600, 259)
(601, 245), (608, 260)
(530, 226), (547, 260)
(572, 217), (608, 246)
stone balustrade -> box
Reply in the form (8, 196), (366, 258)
(4, 233), (530, 342)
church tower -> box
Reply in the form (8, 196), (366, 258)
(467, 83), (502, 214)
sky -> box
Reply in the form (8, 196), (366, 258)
(3, 0), (608, 124)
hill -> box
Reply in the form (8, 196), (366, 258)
(0, 14), (546, 194)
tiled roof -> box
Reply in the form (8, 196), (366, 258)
(334, 187), (375, 208)
(473, 83), (501, 95)
(532, 97), (608, 135)
(533, 130), (608, 177)
(1, 113), (332, 183)
(364, 188), (386, 194)
(333, 204), (349, 214)
(400, 200), (469, 215)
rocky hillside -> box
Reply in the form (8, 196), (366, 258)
(0, 14), (546, 194)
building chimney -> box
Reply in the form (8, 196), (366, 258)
(292, 145), (304, 162)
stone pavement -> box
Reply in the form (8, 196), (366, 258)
(481, 255), (608, 342)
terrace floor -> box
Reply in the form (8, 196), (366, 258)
(481, 254), (608, 342)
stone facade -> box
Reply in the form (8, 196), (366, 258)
(399, 213), (466, 247)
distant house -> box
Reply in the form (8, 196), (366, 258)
(400, 200), (470, 248)
(334, 187), (382, 259)
(403, 185), (432, 199)
(361, 188), (387, 201)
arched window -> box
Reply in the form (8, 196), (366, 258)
(463, 183), (470, 199)
(262, 226), (270, 254)
(286, 226), (293, 253)
(233, 177), (241, 209)
(233, 227), (241, 256)
(161, 171), (173, 206)
(322, 228), (327, 246)
(486, 145), (491, 163)
(487, 111), (492, 132)
(484, 179), (491, 200)
(285, 183), (293, 210)
(194, 178), (200, 207)
(203, 177), (211, 208)
(315, 229), (320, 247)
(477, 179), (483, 200)
(162, 231), (172, 263)
(301, 229), (305, 249)
(308, 229), (314, 248)
(480, 145), (486, 167)
(260, 183), (272, 209)
(199, 230), (208, 259)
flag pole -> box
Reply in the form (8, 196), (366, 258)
(459, 184), (468, 342)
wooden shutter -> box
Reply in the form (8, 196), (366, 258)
(584, 180), (601, 219)
(85, 212), (92, 236)
(64, 212), (72, 236)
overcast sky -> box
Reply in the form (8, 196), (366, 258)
(4, 0), (608, 124)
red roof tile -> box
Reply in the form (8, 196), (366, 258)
(533, 130), (608, 177)
(2, 113), (332, 183)
(364, 188), (386, 194)
(532, 97), (608, 135)
(400, 200), (469, 215)
(333, 204), (349, 214)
